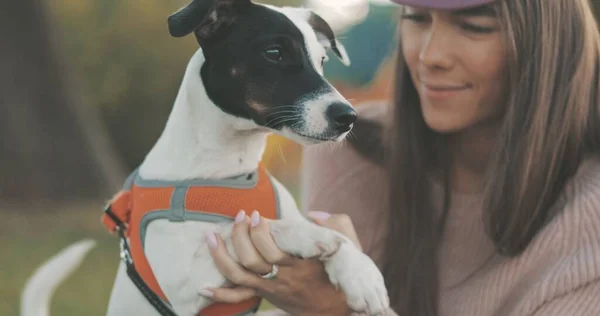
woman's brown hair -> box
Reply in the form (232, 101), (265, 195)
(349, 0), (600, 315)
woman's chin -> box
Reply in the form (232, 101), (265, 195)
(423, 117), (467, 134)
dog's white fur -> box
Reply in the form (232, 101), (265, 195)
(21, 5), (388, 316)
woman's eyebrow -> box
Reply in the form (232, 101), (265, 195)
(452, 5), (496, 17)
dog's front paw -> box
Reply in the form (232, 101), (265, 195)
(268, 218), (389, 314)
(325, 244), (390, 316)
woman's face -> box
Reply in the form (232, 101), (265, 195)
(400, 5), (508, 134)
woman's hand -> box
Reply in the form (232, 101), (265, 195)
(202, 210), (362, 316)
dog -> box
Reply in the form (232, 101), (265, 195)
(21, 0), (390, 315)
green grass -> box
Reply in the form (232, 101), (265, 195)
(1, 203), (275, 315)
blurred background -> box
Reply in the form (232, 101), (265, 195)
(1, 0), (399, 314)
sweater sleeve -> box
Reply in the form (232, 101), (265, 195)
(259, 103), (394, 316)
(513, 157), (600, 316)
(299, 102), (390, 266)
(530, 280), (600, 316)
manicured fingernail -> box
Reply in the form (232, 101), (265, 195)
(251, 210), (260, 227)
(235, 210), (246, 223)
(199, 289), (214, 298)
(307, 211), (331, 221)
(205, 232), (217, 249)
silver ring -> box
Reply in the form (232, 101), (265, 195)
(259, 264), (279, 279)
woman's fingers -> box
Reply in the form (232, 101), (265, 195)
(206, 231), (263, 288)
(231, 210), (273, 274)
(199, 286), (258, 303)
(307, 211), (362, 251)
(248, 211), (296, 265)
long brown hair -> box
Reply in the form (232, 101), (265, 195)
(349, 1), (600, 315)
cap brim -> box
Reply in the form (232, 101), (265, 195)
(390, 0), (497, 9)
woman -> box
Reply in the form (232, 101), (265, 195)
(203, 0), (600, 315)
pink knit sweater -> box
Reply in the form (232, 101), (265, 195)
(293, 103), (600, 316)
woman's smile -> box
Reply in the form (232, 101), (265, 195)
(418, 79), (472, 100)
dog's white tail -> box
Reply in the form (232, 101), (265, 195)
(20, 239), (96, 316)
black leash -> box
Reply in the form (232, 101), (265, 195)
(104, 204), (178, 316)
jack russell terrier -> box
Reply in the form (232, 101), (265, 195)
(20, 0), (390, 315)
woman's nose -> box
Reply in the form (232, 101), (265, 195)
(418, 24), (455, 70)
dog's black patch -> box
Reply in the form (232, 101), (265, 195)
(197, 4), (328, 128)
(169, 0), (341, 132)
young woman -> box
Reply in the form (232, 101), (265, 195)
(204, 0), (600, 315)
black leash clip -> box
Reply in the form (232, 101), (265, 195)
(103, 203), (178, 316)
(104, 204), (133, 264)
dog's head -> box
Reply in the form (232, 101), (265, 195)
(168, 0), (356, 144)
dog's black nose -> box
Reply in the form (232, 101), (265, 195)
(327, 103), (357, 133)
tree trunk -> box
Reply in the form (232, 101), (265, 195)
(0, 0), (126, 205)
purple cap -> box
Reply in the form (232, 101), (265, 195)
(390, 0), (497, 9)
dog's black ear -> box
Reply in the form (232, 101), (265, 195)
(168, 0), (251, 43)
(307, 12), (351, 66)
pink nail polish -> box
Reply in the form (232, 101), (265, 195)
(307, 211), (331, 221)
(205, 232), (218, 249)
(235, 210), (246, 223)
(199, 289), (214, 298)
(251, 211), (260, 227)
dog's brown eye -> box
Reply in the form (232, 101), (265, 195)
(264, 47), (283, 62)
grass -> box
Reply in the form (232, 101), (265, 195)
(1, 202), (276, 315)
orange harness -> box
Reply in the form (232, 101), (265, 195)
(101, 164), (281, 316)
